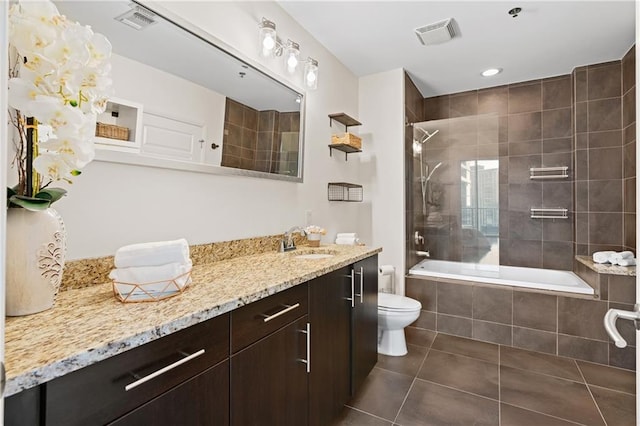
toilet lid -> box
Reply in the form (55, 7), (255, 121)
(378, 293), (421, 311)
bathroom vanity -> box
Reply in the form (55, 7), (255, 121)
(4, 245), (380, 426)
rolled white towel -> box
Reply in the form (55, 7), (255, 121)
(336, 233), (357, 239)
(335, 237), (359, 245)
(593, 251), (616, 264)
(110, 261), (193, 296)
(610, 251), (635, 265)
(616, 258), (636, 267)
(114, 238), (190, 268)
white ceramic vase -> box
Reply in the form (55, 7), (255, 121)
(6, 208), (67, 316)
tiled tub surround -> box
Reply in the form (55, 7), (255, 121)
(413, 45), (636, 271)
(5, 243), (381, 397)
(406, 274), (636, 370)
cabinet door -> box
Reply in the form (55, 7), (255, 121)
(308, 267), (351, 426)
(351, 255), (379, 395)
(231, 316), (309, 426)
(109, 360), (229, 426)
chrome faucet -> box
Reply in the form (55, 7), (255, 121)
(279, 226), (307, 252)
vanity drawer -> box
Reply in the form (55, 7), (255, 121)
(231, 283), (308, 353)
(45, 313), (230, 426)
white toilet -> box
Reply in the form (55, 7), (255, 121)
(378, 293), (422, 356)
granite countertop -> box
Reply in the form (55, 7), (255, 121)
(5, 244), (381, 397)
(575, 255), (636, 277)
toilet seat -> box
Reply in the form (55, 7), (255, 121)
(378, 293), (421, 312)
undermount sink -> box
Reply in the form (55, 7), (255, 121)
(290, 249), (337, 260)
(295, 253), (335, 260)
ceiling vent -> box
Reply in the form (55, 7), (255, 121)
(415, 18), (456, 45)
(115, 4), (158, 31)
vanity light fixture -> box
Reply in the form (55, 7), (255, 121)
(481, 68), (502, 77)
(259, 18), (277, 57)
(259, 17), (319, 89)
(304, 57), (319, 89)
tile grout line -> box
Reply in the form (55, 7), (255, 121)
(342, 404), (396, 424)
(575, 358), (609, 426)
(391, 337), (433, 425)
(498, 344), (502, 426)
(500, 401), (588, 426)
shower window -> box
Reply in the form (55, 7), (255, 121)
(460, 160), (499, 264)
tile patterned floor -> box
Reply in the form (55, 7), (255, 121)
(334, 332), (636, 426)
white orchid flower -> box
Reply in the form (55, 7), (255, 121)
(33, 152), (73, 182)
(8, 0), (112, 199)
(39, 135), (95, 169)
(30, 100), (85, 132)
(7, 78), (61, 116)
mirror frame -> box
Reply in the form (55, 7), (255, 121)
(93, 0), (306, 183)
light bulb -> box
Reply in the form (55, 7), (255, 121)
(263, 35), (275, 50)
(287, 54), (298, 73)
(284, 40), (300, 74)
(306, 70), (316, 83)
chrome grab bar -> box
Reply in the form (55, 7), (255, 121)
(604, 305), (640, 349)
(261, 303), (300, 323)
(125, 349), (205, 391)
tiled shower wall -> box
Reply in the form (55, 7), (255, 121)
(421, 77), (574, 270)
(410, 45), (636, 270)
(574, 47), (636, 255)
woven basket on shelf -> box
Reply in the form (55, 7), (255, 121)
(331, 132), (362, 150)
(96, 122), (130, 141)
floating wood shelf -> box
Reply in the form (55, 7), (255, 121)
(328, 143), (362, 160)
(328, 113), (362, 131)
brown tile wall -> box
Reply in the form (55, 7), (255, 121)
(422, 76), (574, 269)
(573, 53), (635, 256)
(419, 47), (636, 269)
(406, 276), (636, 370)
(222, 99), (300, 175)
(222, 98), (258, 170)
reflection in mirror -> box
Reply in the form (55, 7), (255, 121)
(54, 1), (305, 181)
(460, 160), (499, 264)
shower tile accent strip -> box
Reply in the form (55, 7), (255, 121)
(406, 275), (636, 370)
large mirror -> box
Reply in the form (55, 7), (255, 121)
(54, 1), (305, 182)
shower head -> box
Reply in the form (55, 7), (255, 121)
(414, 128), (439, 145)
(426, 161), (443, 181)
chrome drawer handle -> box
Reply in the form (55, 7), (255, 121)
(261, 303), (300, 323)
(298, 322), (311, 373)
(354, 267), (364, 303)
(125, 349), (205, 391)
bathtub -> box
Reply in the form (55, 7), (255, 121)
(409, 259), (594, 295)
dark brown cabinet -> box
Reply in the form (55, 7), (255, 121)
(308, 266), (352, 426)
(230, 283), (309, 426)
(5, 255), (379, 426)
(351, 255), (379, 395)
(109, 360), (229, 426)
(231, 316), (309, 426)
(45, 313), (230, 426)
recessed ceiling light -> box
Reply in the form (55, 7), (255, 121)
(481, 68), (502, 77)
